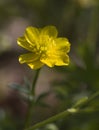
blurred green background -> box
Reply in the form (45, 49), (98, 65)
(0, 0), (99, 130)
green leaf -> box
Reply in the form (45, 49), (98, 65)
(36, 92), (50, 102)
(8, 83), (30, 94)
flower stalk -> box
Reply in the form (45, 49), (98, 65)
(24, 69), (41, 129)
(25, 109), (72, 130)
(25, 90), (99, 130)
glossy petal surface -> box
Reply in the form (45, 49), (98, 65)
(17, 25), (71, 69)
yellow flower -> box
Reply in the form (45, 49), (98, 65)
(17, 25), (70, 69)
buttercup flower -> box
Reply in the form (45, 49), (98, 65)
(17, 25), (70, 69)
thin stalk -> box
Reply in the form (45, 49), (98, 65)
(24, 69), (41, 129)
(25, 109), (71, 130)
(25, 90), (99, 130)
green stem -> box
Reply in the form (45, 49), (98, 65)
(87, 91), (99, 103)
(24, 69), (41, 129)
(31, 69), (41, 96)
(25, 109), (71, 130)
(25, 90), (99, 130)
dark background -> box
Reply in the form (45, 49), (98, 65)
(0, 0), (99, 130)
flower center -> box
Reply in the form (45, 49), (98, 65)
(32, 43), (47, 55)
(32, 36), (56, 58)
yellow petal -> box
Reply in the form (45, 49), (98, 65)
(17, 37), (33, 51)
(55, 54), (70, 66)
(55, 38), (70, 53)
(27, 61), (44, 69)
(24, 26), (39, 44)
(40, 57), (54, 67)
(41, 26), (58, 38)
(19, 53), (39, 64)
(17, 25), (71, 69)
(41, 54), (69, 67)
